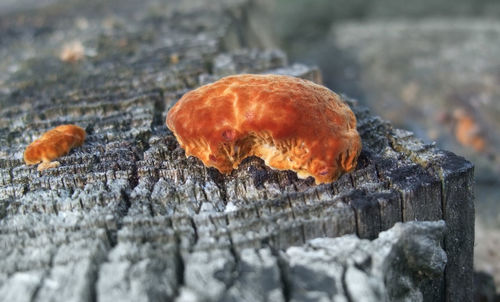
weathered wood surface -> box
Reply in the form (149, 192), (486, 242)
(0, 0), (474, 301)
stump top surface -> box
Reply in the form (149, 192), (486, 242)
(0, 0), (474, 301)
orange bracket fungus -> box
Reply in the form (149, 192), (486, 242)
(24, 124), (86, 171)
(166, 74), (362, 184)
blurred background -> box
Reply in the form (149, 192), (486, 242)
(1, 0), (499, 298)
(249, 0), (500, 296)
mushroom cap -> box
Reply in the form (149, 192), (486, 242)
(24, 124), (86, 165)
(166, 74), (361, 184)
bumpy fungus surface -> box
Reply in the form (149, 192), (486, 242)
(166, 74), (361, 184)
(24, 124), (86, 171)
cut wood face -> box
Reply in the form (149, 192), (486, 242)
(166, 74), (362, 184)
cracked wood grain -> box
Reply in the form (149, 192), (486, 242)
(0, 0), (473, 301)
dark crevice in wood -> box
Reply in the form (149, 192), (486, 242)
(253, 202), (261, 219)
(148, 201), (154, 217)
(341, 265), (353, 302)
(438, 170), (447, 220)
(300, 224), (307, 245)
(352, 204), (360, 237)
(208, 168), (228, 203)
(274, 248), (291, 302)
(438, 169), (449, 302)
(173, 233), (186, 301)
(105, 226), (118, 248)
(189, 217), (199, 250)
(349, 174), (356, 188)
(119, 187), (132, 219)
(0, 199), (8, 221)
(285, 195), (296, 220)
(88, 261), (99, 302)
(151, 88), (166, 127)
(29, 273), (45, 302)
(51, 199), (59, 216)
(30, 250), (55, 302)
(398, 191), (406, 223)
(377, 200), (383, 233)
(224, 214), (241, 294)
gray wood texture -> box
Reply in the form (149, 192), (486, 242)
(0, 0), (474, 301)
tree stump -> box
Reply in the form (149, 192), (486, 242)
(0, 0), (474, 301)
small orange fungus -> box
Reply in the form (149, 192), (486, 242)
(24, 124), (86, 171)
(60, 41), (85, 63)
(170, 53), (180, 64)
(453, 108), (486, 152)
(166, 74), (361, 184)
